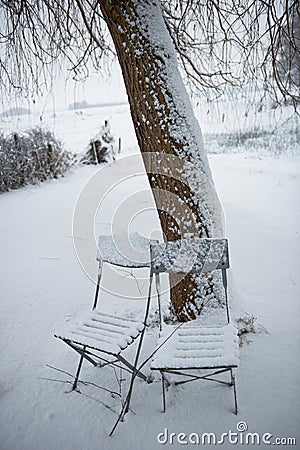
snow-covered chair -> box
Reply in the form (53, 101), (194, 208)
(150, 238), (239, 414)
(54, 233), (154, 392)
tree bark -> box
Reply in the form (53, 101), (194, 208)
(100, 0), (223, 321)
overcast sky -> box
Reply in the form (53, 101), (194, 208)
(2, 61), (128, 115)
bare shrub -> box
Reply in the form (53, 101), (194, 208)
(0, 127), (74, 193)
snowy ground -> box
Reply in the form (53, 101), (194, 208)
(1, 106), (300, 449)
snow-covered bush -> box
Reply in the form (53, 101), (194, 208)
(0, 127), (74, 193)
(236, 312), (267, 346)
(81, 138), (110, 165)
(80, 120), (117, 165)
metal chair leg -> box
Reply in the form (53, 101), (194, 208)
(72, 346), (86, 391)
(161, 371), (166, 413)
(231, 369), (238, 414)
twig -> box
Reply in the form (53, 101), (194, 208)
(46, 363), (74, 378)
(38, 377), (73, 384)
(84, 380), (121, 398)
(45, 363), (121, 397)
(117, 268), (144, 296)
(109, 322), (184, 436)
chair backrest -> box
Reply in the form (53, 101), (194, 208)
(93, 233), (155, 310)
(97, 232), (153, 268)
(150, 238), (229, 274)
(150, 238), (230, 325)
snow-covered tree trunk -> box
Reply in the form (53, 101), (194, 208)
(100, 0), (224, 321)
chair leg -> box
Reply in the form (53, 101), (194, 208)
(121, 274), (154, 418)
(230, 369), (238, 414)
(72, 346), (86, 391)
(161, 371), (166, 413)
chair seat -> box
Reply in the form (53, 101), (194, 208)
(55, 310), (144, 355)
(151, 322), (239, 370)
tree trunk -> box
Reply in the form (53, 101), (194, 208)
(100, 0), (224, 321)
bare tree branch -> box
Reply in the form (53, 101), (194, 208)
(0, 0), (299, 105)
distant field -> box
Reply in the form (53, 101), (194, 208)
(1, 100), (299, 157)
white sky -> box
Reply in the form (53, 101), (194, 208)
(1, 61), (128, 115)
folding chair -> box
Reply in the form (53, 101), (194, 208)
(54, 233), (154, 397)
(150, 238), (239, 414)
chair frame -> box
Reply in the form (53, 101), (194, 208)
(149, 238), (238, 415)
(55, 251), (153, 395)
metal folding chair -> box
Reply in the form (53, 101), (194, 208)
(150, 238), (239, 414)
(54, 233), (154, 394)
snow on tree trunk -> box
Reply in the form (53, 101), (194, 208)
(100, 0), (224, 321)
